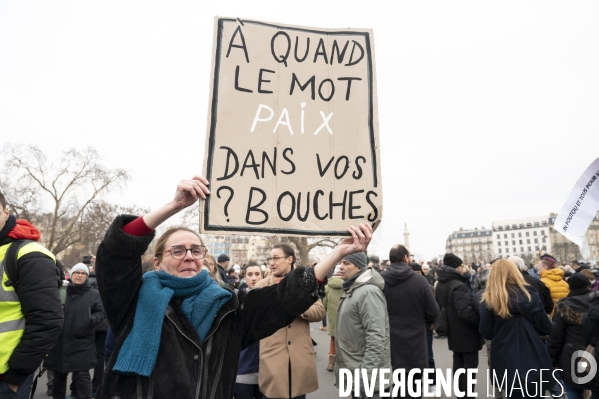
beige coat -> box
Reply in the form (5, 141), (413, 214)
(256, 274), (325, 398)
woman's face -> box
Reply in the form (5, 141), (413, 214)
(71, 270), (87, 286)
(245, 266), (263, 289)
(204, 257), (215, 273)
(154, 230), (204, 278)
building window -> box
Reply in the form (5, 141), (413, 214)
(528, 247), (532, 251)
(497, 235), (500, 239)
(504, 234), (508, 238)
(499, 249), (502, 254)
(511, 233), (515, 238)
(527, 239), (530, 244)
(534, 238), (538, 243)
(534, 231), (537, 236)
(506, 248), (509, 253)
(520, 247), (524, 252)
(541, 231), (545, 235)
(519, 240), (523, 245)
(518, 232), (522, 238)
(536, 246), (539, 251)
(498, 241), (501, 246)
(512, 240), (516, 245)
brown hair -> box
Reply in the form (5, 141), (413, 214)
(580, 269), (595, 282)
(154, 226), (204, 264)
(273, 243), (296, 266)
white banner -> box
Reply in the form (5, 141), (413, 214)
(554, 158), (599, 247)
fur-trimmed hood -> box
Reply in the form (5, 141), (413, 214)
(555, 294), (591, 325)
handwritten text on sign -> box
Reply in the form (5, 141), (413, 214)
(201, 17), (382, 236)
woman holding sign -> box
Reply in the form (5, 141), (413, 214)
(94, 175), (372, 399)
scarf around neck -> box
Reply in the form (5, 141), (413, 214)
(342, 268), (367, 291)
(113, 270), (232, 376)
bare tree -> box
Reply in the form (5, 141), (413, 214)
(286, 236), (341, 266)
(0, 144), (130, 255)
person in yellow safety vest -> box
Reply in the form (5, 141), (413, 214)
(0, 192), (63, 399)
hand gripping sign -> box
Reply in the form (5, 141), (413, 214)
(200, 17), (382, 236)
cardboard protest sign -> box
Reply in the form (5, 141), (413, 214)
(554, 158), (599, 246)
(201, 17), (382, 236)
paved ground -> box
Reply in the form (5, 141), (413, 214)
(33, 322), (494, 399)
(307, 322), (491, 399)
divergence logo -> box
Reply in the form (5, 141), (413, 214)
(571, 350), (597, 384)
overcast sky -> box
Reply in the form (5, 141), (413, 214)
(1, 1), (598, 260)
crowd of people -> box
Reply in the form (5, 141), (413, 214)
(2, 177), (599, 399)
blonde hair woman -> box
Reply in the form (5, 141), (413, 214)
(479, 259), (557, 398)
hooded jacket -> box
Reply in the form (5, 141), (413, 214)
(95, 216), (319, 399)
(381, 262), (438, 371)
(323, 276), (343, 338)
(547, 290), (599, 389)
(540, 268), (570, 316)
(480, 285), (555, 398)
(0, 216), (63, 386)
(335, 268), (391, 390)
(45, 279), (105, 373)
(435, 265), (483, 352)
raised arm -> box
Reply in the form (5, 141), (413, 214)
(142, 176), (210, 229)
(313, 224), (372, 281)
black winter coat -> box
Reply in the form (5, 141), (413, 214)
(548, 289), (599, 389)
(381, 262), (438, 371)
(480, 285), (555, 398)
(435, 266), (483, 352)
(583, 293), (599, 369)
(522, 271), (554, 315)
(88, 271), (109, 332)
(0, 236), (63, 386)
(95, 215), (319, 399)
(46, 280), (105, 373)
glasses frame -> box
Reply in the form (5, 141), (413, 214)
(156, 245), (207, 260)
(267, 255), (291, 263)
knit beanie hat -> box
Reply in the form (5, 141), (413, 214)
(568, 273), (590, 290)
(540, 254), (556, 264)
(411, 263), (422, 272)
(443, 253), (463, 269)
(217, 254), (230, 263)
(343, 252), (367, 269)
(71, 263), (89, 276)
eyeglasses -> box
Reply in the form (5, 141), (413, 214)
(267, 256), (290, 263)
(156, 245), (207, 260)
(72, 271), (87, 276)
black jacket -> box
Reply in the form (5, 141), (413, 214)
(381, 262), (438, 370)
(0, 235), (63, 386)
(46, 280), (105, 373)
(88, 271), (109, 332)
(435, 265), (483, 352)
(522, 270), (554, 315)
(480, 285), (555, 397)
(548, 289), (599, 389)
(95, 215), (318, 399)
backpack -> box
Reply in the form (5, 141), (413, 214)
(4, 239), (62, 292)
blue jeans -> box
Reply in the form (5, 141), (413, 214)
(426, 328), (436, 385)
(0, 372), (34, 399)
(563, 382), (599, 399)
(234, 382), (264, 399)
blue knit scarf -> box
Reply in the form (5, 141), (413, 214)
(113, 270), (232, 376)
